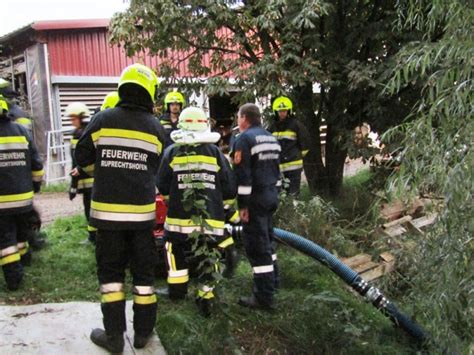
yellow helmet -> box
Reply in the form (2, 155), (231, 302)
(272, 96), (293, 113)
(178, 107), (209, 132)
(0, 96), (8, 115)
(101, 91), (120, 111)
(164, 91), (185, 106)
(65, 102), (90, 117)
(118, 63), (159, 103)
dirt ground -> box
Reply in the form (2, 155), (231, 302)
(34, 192), (84, 225)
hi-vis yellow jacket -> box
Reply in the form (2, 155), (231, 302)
(75, 103), (165, 230)
(268, 116), (310, 173)
(0, 118), (43, 215)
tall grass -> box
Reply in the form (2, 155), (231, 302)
(0, 212), (420, 353)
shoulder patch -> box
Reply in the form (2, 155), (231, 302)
(233, 150), (242, 165)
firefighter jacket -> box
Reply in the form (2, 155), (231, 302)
(75, 102), (166, 230)
(0, 118), (43, 215)
(7, 103), (33, 134)
(230, 126), (281, 209)
(157, 143), (237, 237)
(159, 113), (179, 148)
(268, 116), (310, 173)
(70, 125), (93, 194)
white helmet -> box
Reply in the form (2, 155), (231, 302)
(0, 78), (10, 89)
(178, 107), (209, 132)
(65, 102), (90, 117)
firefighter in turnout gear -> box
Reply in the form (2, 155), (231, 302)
(157, 107), (236, 316)
(159, 91), (185, 148)
(75, 63), (166, 352)
(0, 96), (43, 290)
(101, 91), (120, 111)
(5, 97), (46, 251)
(66, 102), (96, 243)
(231, 103), (281, 310)
(268, 96), (310, 197)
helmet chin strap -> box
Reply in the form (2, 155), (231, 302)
(171, 129), (221, 144)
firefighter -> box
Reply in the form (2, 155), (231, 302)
(231, 103), (281, 310)
(4, 97), (46, 251)
(268, 96), (310, 197)
(0, 95), (43, 290)
(75, 63), (165, 352)
(159, 91), (185, 148)
(66, 102), (96, 243)
(157, 106), (236, 316)
(101, 91), (120, 111)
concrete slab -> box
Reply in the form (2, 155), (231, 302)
(0, 301), (166, 355)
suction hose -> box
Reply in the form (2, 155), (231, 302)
(273, 227), (428, 343)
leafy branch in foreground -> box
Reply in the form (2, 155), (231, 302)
(177, 147), (224, 297)
(383, 0), (473, 350)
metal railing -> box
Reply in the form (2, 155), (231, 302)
(45, 129), (72, 185)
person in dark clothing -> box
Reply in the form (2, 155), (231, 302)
(66, 102), (96, 243)
(0, 95), (43, 290)
(268, 96), (310, 197)
(231, 103), (281, 310)
(159, 91), (185, 148)
(157, 107), (237, 316)
(6, 99), (46, 251)
(75, 63), (165, 352)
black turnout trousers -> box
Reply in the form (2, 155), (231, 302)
(242, 186), (279, 305)
(95, 228), (158, 336)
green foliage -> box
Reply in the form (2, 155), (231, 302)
(276, 169), (378, 257)
(156, 248), (417, 354)
(276, 193), (358, 257)
(332, 168), (377, 219)
(383, 0), (473, 350)
(110, 0), (421, 196)
(175, 146), (224, 289)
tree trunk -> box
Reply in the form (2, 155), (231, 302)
(294, 83), (328, 195)
(325, 123), (347, 197)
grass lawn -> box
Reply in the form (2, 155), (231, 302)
(0, 212), (420, 354)
(41, 181), (70, 193)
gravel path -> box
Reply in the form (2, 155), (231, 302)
(34, 192), (84, 225)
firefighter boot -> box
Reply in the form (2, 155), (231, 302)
(30, 231), (46, 251)
(21, 251), (32, 267)
(90, 328), (124, 354)
(222, 246), (238, 279)
(134, 332), (153, 349)
(88, 231), (96, 244)
(195, 297), (213, 317)
(238, 294), (275, 311)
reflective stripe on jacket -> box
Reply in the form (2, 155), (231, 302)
(0, 119), (43, 215)
(269, 117), (310, 172)
(157, 143), (236, 236)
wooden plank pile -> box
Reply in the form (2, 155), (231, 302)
(341, 252), (395, 282)
(340, 196), (440, 282)
(379, 197), (439, 238)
